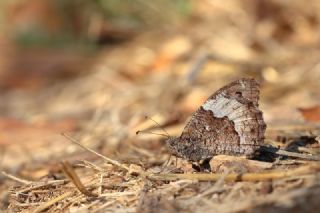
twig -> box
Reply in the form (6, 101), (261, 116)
(1, 171), (33, 185)
(32, 191), (73, 213)
(61, 133), (129, 171)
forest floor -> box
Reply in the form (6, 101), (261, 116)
(1, 1), (320, 212)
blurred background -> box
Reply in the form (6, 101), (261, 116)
(0, 0), (191, 89)
(1, 0), (320, 210)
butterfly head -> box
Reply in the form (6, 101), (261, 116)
(165, 137), (183, 158)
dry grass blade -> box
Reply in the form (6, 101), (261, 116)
(149, 164), (320, 182)
(91, 201), (116, 213)
(31, 191), (73, 213)
(61, 161), (98, 197)
(297, 147), (318, 155)
(1, 171), (33, 185)
(17, 180), (67, 194)
(261, 145), (320, 161)
(99, 191), (137, 197)
(61, 133), (129, 171)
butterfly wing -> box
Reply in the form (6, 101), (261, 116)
(178, 78), (266, 161)
(210, 77), (260, 106)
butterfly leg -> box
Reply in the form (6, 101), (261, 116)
(160, 154), (172, 172)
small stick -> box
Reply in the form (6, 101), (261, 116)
(1, 171), (33, 185)
(61, 133), (129, 171)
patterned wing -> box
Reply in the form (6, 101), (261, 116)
(210, 78), (261, 106)
(178, 78), (266, 161)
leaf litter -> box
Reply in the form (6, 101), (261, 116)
(1, 0), (320, 212)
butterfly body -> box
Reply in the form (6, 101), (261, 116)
(166, 78), (266, 161)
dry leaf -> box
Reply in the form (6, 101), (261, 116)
(298, 105), (320, 122)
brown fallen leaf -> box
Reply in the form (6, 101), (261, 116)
(298, 105), (320, 122)
(150, 36), (192, 72)
(0, 117), (78, 169)
(0, 117), (77, 145)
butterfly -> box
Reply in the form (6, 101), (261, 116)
(166, 78), (266, 161)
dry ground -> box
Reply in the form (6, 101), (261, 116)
(1, 1), (320, 212)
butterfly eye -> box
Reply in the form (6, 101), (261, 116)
(235, 91), (242, 97)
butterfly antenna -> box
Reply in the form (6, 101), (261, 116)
(144, 116), (171, 138)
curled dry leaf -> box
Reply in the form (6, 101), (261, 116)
(298, 105), (320, 122)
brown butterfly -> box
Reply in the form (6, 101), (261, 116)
(166, 78), (266, 161)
